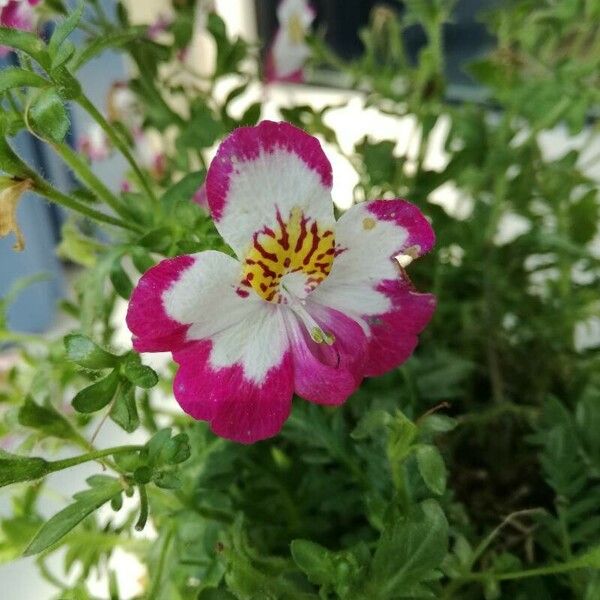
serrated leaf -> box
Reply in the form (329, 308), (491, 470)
(121, 353), (158, 389)
(110, 382), (139, 433)
(0, 450), (49, 488)
(0, 27), (50, 69)
(23, 476), (122, 556)
(28, 88), (70, 143)
(18, 397), (79, 442)
(72, 369), (120, 413)
(416, 445), (447, 495)
(0, 67), (50, 96)
(71, 27), (145, 71)
(366, 500), (449, 596)
(64, 334), (119, 369)
(290, 539), (335, 585)
(48, 1), (84, 57)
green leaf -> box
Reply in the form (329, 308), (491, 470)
(145, 428), (172, 466)
(109, 258), (133, 299)
(416, 445), (447, 495)
(72, 369), (120, 413)
(160, 169), (206, 214)
(238, 102), (261, 127)
(568, 190), (599, 245)
(71, 27), (145, 71)
(161, 433), (191, 464)
(121, 353), (158, 389)
(28, 88), (70, 143)
(64, 334), (119, 370)
(110, 382), (139, 433)
(0, 450), (50, 488)
(50, 39), (76, 71)
(0, 27), (50, 69)
(23, 475), (122, 556)
(366, 500), (449, 596)
(290, 540), (336, 586)
(153, 471), (181, 490)
(0, 68), (50, 96)
(18, 397), (79, 442)
(48, 0), (84, 57)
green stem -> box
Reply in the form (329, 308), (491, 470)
(47, 445), (142, 474)
(50, 141), (130, 221)
(147, 528), (174, 600)
(77, 93), (158, 204)
(32, 176), (141, 232)
(460, 560), (592, 583)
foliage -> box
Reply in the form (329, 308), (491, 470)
(0, 0), (599, 598)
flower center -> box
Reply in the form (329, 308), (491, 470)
(241, 207), (335, 303)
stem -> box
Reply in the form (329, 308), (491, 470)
(32, 176), (141, 232)
(77, 93), (158, 204)
(50, 141), (130, 220)
(146, 528), (174, 599)
(47, 445), (142, 474)
(461, 560), (592, 583)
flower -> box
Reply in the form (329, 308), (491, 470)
(147, 13), (172, 41)
(0, 0), (40, 57)
(77, 123), (111, 162)
(107, 81), (141, 129)
(265, 0), (315, 83)
(127, 121), (435, 443)
(133, 128), (166, 180)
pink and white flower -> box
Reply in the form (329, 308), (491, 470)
(127, 121), (435, 444)
(107, 81), (141, 129)
(77, 123), (111, 162)
(0, 0), (40, 58)
(133, 129), (166, 180)
(265, 0), (315, 83)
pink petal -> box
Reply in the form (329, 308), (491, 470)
(173, 341), (294, 444)
(1, 1), (34, 30)
(205, 121), (334, 256)
(364, 281), (436, 376)
(284, 304), (367, 405)
(126, 254), (195, 352)
(264, 48), (305, 84)
(310, 198), (435, 374)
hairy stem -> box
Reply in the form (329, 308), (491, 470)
(47, 445), (142, 474)
(77, 93), (158, 204)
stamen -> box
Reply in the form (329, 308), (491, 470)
(395, 245), (421, 268)
(287, 296), (334, 345)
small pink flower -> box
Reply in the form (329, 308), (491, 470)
(77, 123), (111, 162)
(127, 121), (435, 444)
(0, 0), (40, 57)
(265, 0), (315, 83)
(147, 13), (172, 41)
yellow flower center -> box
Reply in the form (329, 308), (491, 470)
(240, 207), (335, 303)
